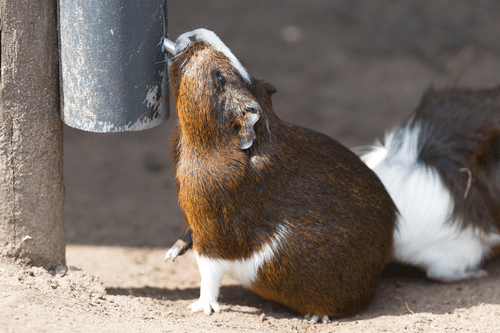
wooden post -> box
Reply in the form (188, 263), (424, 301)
(0, 0), (65, 269)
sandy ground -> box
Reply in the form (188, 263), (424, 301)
(3, 0), (500, 332)
(2, 248), (500, 333)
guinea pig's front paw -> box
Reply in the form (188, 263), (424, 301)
(304, 314), (331, 324)
(189, 297), (221, 315)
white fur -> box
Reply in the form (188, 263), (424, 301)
(190, 224), (290, 314)
(175, 28), (252, 85)
(361, 124), (500, 282)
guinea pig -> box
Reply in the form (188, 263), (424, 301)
(166, 28), (397, 322)
(360, 86), (500, 282)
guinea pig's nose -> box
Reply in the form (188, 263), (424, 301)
(188, 35), (197, 42)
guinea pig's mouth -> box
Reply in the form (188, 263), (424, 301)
(164, 28), (252, 85)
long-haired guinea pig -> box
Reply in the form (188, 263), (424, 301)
(361, 86), (500, 283)
(166, 28), (397, 322)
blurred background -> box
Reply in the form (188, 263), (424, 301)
(64, 0), (500, 248)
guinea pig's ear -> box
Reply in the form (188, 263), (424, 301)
(263, 83), (277, 96)
(239, 110), (260, 150)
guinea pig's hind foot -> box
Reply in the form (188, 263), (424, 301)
(304, 314), (331, 324)
(165, 228), (193, 261)
(188, 297), (221, 315)
(165, 238), (193, 262)
(427, 267), (488, 283)
(164, 239), (188, 261)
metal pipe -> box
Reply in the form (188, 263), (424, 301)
(164, 38), (176, 55)
(58, 0), (169, 132)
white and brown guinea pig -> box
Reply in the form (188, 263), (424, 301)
(166, 28), (397, 322)
(361, 86), (500, 282)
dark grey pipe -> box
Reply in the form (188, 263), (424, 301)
(58, 0), (169, 132)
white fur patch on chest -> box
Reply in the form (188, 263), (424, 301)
(195, 224), (290, 288)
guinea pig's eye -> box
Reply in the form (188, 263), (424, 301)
(213, 70), (226, 92)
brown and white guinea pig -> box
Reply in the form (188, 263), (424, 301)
(166, 28), (397, 322)
(360, 86), (500, 283)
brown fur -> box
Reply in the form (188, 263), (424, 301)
(168, 37), (397, 318)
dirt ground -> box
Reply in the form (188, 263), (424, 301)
(3, 0), (500, 332)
